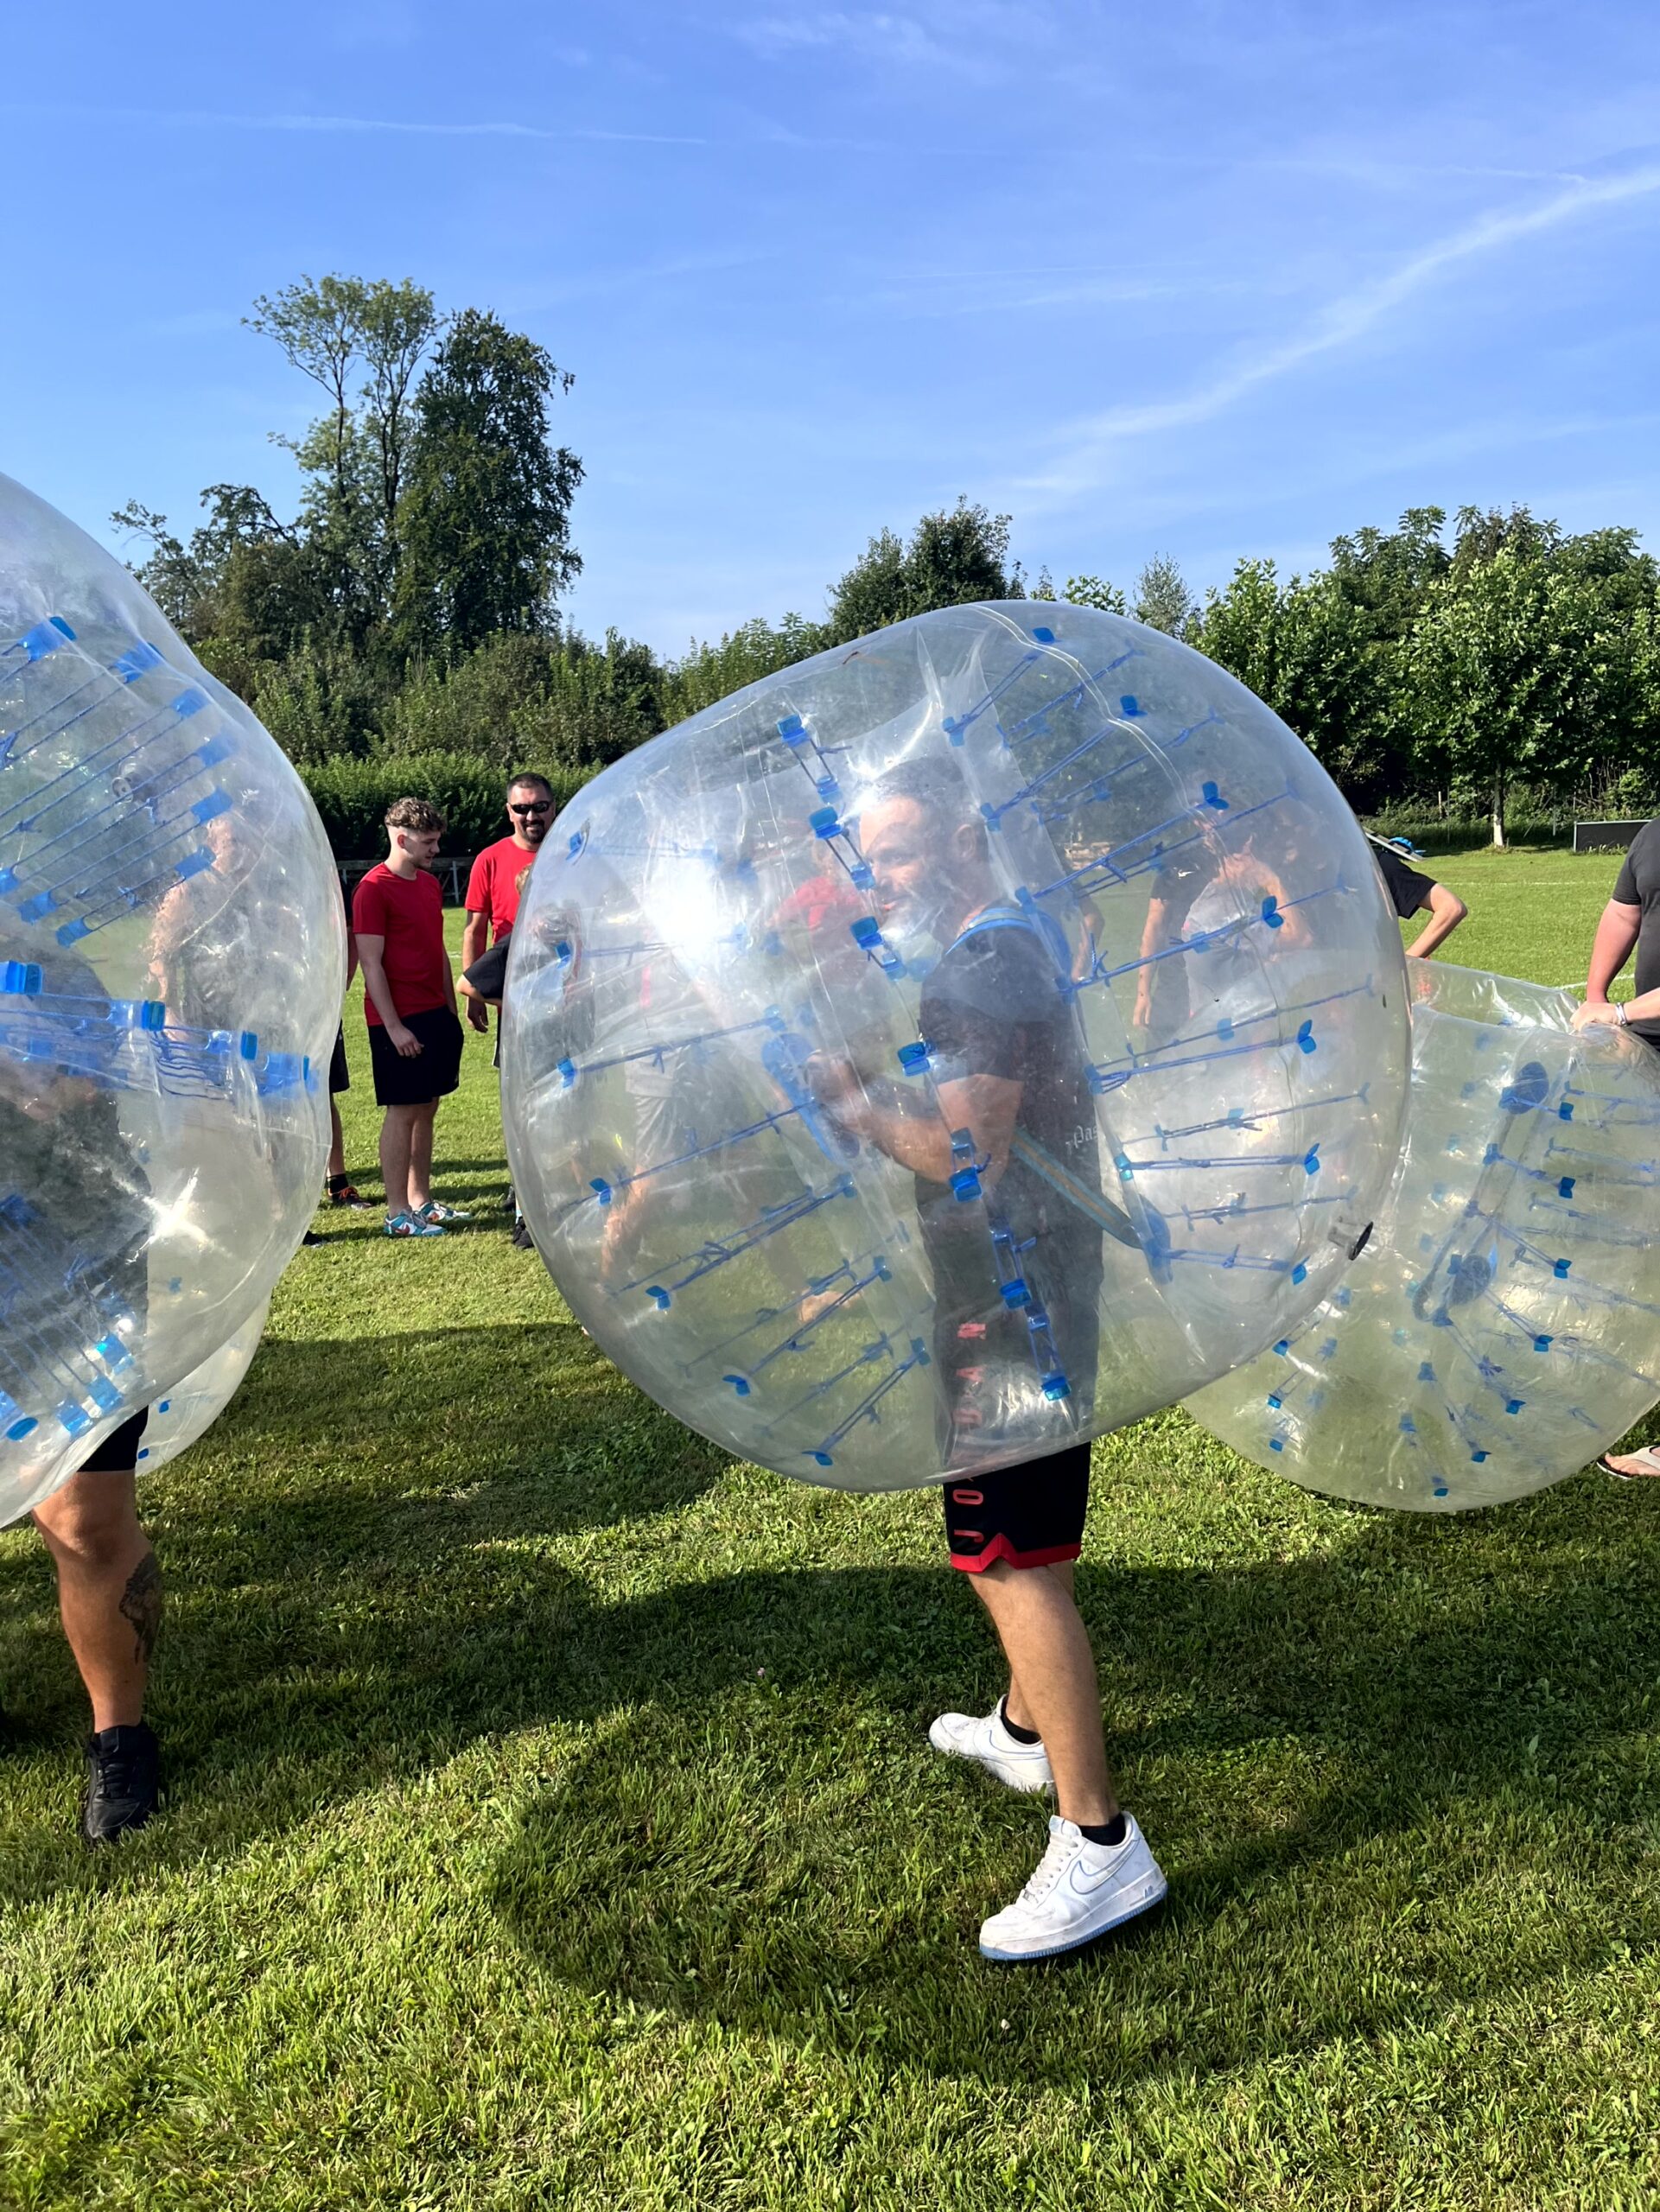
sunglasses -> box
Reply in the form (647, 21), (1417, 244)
(508, 802), (551, 816)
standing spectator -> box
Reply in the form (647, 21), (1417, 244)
(1571, 819), (1660, 1478)
(461, 773), (553, 1034)
(462, 773), (552, 1227)
(1367, 836), (1469, 958)
(351, 798), (469, 1239)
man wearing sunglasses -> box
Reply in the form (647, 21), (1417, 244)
(462, 772), (553, 1243)
(461, 773), (554, 1023)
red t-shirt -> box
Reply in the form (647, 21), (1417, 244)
(464, 836), (534, 943)
(352, 863), (448, 1026)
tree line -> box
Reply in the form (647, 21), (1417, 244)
(123, 273), (1660, 852)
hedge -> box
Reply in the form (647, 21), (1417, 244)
(297, 754), (592, 862)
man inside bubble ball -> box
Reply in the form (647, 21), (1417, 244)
(0, 920), (164, 1844)
(808, 758), (1167, 1961)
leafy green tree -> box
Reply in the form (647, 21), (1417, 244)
(1404, 543), (1635, 846)
(1061, 575), (1126, 614)
(380, 629), (661, 772)
(824, 499), (1012, 642)
(247, 276), (440, 531)
(665, 614), (829, 720)
(1132, 553), (1192, 636)
(396, 309), (583, 652)
(1190, 559), (1380, 794)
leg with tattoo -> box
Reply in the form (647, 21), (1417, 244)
(33, 1468), (161, 1732)
(118, 1552), (164, 1669)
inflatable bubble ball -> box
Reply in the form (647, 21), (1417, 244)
(0, 474), (343, 1527)
(503, 601), (1412, 1491)
(1186, 960), (1660, 1510)
(135, 1298), (268, 1474)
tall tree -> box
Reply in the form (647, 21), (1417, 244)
(1132, 553), (1193, 635)
(1405, 542), (1629, 847)
(245, 275), (442, 638)
(824, 499), (1012, 643)
(397, 308), (583, 652)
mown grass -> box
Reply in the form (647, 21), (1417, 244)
(1, 849), (1657, 2210)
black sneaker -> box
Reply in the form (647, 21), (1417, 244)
(512, 1220), (536, 1250)
(81, 1723), (160, 1846)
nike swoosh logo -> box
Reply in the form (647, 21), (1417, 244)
(1068, 1851), (1141, 1897)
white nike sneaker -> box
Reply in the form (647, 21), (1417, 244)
(929, 1702), (1054, 1794)
(979, 1814), (1167, 1962)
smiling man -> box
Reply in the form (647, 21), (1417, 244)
(461, 772), (553, 1033)
(809, 757), (1166, 1963)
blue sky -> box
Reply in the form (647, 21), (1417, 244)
(8, 1), (1660, 653)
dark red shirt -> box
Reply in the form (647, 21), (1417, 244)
(464, 836), (534, 944)
(352, 863), (448, 1026)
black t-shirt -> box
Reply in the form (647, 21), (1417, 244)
(1371, 842), (1434, 919)
(916, 917), (1102, 1400)
(1612, 819), (1660, 1046)
(462, 932), (512, 1003)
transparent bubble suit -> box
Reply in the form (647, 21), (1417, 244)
(0, 474), (343, 1525)
(1186, 960), (1660, 1510)
(504, 602), (1411, 1491)
(132, 1297), (268, 1473)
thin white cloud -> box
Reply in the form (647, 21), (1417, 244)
(12, 102), (715, 149)
(733, 10), (952, 65)
(1023, 162), (1660, 501)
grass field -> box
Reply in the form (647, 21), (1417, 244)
(3, 845), (1658, 2209)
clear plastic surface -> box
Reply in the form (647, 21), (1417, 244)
(0, 474), (343, 1526)
(136, 1298), (268, 1471)
(503, 601), (1411, 1491)
(1186, 959), (1660, 1510)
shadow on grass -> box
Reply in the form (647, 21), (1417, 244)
(487, 1492), (1660, 2088)
(3, 1381), (1657, 2094)
(0, 1321), (726, 1897)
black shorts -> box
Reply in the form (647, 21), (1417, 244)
(367, 1007), (464, 1108)
(943, 1441), (1091, 1573)
(328, 1025), (350, 1095)
(76, 1408), (149, 1474)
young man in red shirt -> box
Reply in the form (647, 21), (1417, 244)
(352, 798), (469, 1238)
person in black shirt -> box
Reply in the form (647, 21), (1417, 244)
(809, 758), (1165, 1961)
(1368, 837), (1468, 958)
(1571, 819), (1660, 1478)
(1574, 817), (1660, 1050)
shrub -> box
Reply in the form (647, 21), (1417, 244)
(298, 752), (589, 861)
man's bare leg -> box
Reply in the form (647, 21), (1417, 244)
(327, 1098), (347, 1182)
(33, 1468), (158, 1732)
(407, 1100), (437, 1213)
(969, 1560), (1116, 1828)
(378, 1103), (418, 1217)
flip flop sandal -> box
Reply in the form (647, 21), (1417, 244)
(1599, 1445), (1660, 1480)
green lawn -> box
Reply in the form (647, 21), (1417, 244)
(3, 849), (1658, 2210)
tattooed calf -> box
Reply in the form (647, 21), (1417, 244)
(119, 1552), (163, 1666)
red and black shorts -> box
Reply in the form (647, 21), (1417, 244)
(942, 1441), (1091, 1573)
